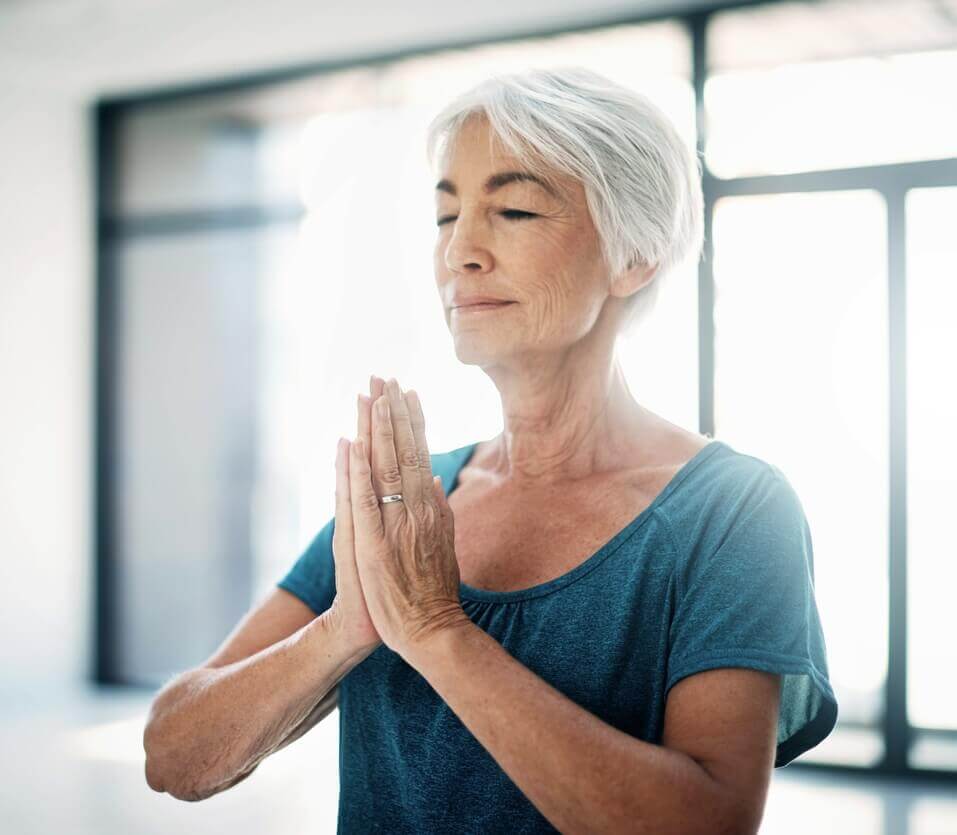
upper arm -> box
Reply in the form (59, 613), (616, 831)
(201, 586), (320, 670)
(662, 667), (781, 835)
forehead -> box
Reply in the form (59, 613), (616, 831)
(442, 113), (512, 163)
(435, 117), (574, 202)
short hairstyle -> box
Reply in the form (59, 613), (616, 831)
(425, 65), (705, 337)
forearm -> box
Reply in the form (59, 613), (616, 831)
(194, 681), (343, 801)
(405, 622), (738, 835)
(144, 610), (375, 801)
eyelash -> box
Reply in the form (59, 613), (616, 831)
(436, 210), (536, 227)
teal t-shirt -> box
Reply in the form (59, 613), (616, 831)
(277, 439), (838, 833)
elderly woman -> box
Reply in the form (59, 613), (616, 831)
(144, 67), (837, 833)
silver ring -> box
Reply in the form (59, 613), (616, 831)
(379, 493), (404, 504)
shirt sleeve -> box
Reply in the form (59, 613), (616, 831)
(276, 515), (337, 617)
(665, 463), (839, 767)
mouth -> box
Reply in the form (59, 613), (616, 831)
(452, 301), (516, 313)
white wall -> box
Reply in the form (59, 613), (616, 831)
(0, 0), (705, 701)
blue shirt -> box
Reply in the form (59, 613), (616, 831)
(277, 439), (838, 833)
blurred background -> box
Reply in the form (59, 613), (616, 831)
(1, 0), (955, 832)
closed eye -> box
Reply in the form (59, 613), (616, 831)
(436, 210), (537, 227)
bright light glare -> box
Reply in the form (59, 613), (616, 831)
(906, 186), (957, 732)
(713, 190), (889, 724)
(66, 715), (150, 764)
(706, 50), (957, 178)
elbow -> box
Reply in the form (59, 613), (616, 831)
(713, 798), (763, 835)
(143, 720), (211, 802)
(143, 719), (170, 794)
(144, 757), (212, 802)
(685, 770), (762, 835)
(144, 754), (166, 794)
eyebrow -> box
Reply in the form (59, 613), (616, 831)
(435, 170), (559, 199)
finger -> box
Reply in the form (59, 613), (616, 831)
(405, 388), (435, 500)
(358, 393), (372, 464)
(359, 377), (388, 489)
(371, 394), (407, 521)
(367, 376), (387, 488)
(384, 378), (423, 508)
(349, 437), (385, 543)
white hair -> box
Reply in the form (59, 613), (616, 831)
(425, 65), (705, 337)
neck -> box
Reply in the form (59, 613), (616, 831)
(481, 331), (646, 488)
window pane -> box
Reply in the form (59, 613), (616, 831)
(378, 19), (690, 106)
(906, 186), (957, 734)
(706, 0), (957, 177)
(709, 0), (957, 71)
(112, 224), (297, 684)
(112, 67), (380, 214)
(619, 262), (700, 437)
(712, 190), (888, 727)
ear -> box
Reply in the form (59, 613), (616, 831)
(609, 258), (658, 300)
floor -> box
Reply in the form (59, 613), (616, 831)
(2, 683), (955, 834)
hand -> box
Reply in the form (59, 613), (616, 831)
(327, 375), (388, 655)
(344, 376), (469, 661)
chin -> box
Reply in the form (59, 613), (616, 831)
(451, 333), (512, 366)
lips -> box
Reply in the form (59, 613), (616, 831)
(451, 294), (514, 308)
(452, 302), (515, 315)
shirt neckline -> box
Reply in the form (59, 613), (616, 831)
(445, 438), (728, 604)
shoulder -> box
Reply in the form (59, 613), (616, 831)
(674, 440), (801, 512)
(658, 442), (809, 565)
(711, 446), (806, 523)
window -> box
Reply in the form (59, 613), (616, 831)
(712, 189), (889, 731)
(706, 0), (957, 176)
(906, 186), (957, 768)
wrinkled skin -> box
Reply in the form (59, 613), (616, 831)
(339, 375), (468, 660)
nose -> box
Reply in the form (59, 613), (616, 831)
(443, 211), (493, 274)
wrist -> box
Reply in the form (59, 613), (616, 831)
(402, 611), (474, 670)
(321, 606), (380, 662)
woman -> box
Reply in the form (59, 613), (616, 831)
(281, 67), (838, 832)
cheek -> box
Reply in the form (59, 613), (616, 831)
(519, 235), (594, 300)
(432, 239), (448, 274)
(522, 242), (608, 332)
